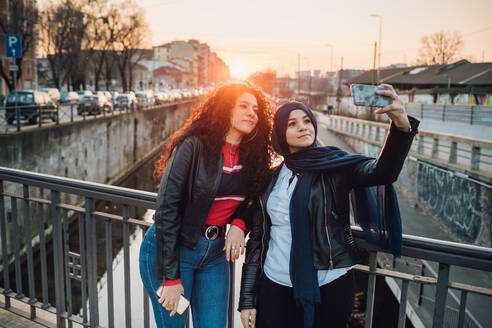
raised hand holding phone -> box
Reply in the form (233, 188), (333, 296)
(373, 84), (411, 131)
(351, 84), (392, 107)
(351, 83), (410, 131)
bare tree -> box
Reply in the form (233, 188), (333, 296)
(109, 2), (150, 91)
(0, 0), (38, 91)
(416, 31), (464, 65)
(38, 0), (88, 89)
(84, 0), (114, 90)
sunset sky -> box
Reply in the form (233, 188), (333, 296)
(141, 0), (491, 77)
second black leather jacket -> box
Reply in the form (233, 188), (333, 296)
(154, 136), (247, 281)
(238, 117), (419, 311)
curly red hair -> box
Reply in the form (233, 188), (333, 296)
(154, 81), (275, 197)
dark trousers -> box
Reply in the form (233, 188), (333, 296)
(256, 271), (355, 328)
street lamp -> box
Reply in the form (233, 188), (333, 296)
(370, 14), (382, 82)
(326, 43), (334, 72)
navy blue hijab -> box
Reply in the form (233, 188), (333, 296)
(271, 102), (402, 328)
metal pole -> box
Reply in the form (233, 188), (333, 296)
(14, 69), (20, 132)
(377, 16), (382, 82)
(85, 198), (99, 327)
(123, 205), (132, 328)
(297, 54), (300, 95)
(364, 252), (377, 328)
(51, 190), (66, 328)
(0, 181), (11, 309)
(432, 263), (450, 328)
(23, 185), (36, 319)
(370, 14), (382, 83)
(373, 41), (377, 85)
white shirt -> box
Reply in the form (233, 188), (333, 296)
(263, 164), (352, 287)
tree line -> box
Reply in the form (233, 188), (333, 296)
(38, 0), (149, 92)
(0, 0), (150, 92)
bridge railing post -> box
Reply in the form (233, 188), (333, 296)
(432, 262), (450, 328)
(23, 185), (36, 319)
(51, 190), (66, 328)
(471, 146), (480, 171)
(0, 181), (11, 309)
(123, 205), (132, 328)
(85, 198), (99, 327)
(364, 252), (377, 328)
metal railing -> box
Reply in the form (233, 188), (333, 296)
(325, 115), (492, 180)
(405, 104), (492, 126)
(0, 98), (197, 134)
(0, 166), (491, 328)
(332, 96), (492, 127)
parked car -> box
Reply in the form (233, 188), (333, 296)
(60, 91), (79, 103)
(77, 90), (93, 101)
(160, 89), (174, 102)
(41, 88), (61, 102)
(77, 95), (112, 115)
(4, 90), (58, 125)
(135, 91), (154, 108)
(103, 91), (112, 101)
(114, 94), (135, 110)
(154, 91), (170, 105)
(170, 89), (183, 101)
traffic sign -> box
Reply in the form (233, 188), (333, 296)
(5, 34), (22, 58)
(9, 63), (18, 71)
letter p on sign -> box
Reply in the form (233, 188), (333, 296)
(5, 34), (22, 58)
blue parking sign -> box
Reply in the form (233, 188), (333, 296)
(5, 34), (22, 58)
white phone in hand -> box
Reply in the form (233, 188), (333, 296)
(156, 286), (190, 315)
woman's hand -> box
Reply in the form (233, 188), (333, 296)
(375, 84), (411, 132)
(158, 283), (184, 317)
(240, 309), (257, 328)
(224, 225), (245, 262)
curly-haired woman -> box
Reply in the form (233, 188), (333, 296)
(139, 82), (274, 328)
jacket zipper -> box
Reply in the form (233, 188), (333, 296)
(259, 197), (267, 274)
(321, 175), (334, 269)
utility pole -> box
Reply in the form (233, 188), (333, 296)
(297, 54), (300, 95)
(370, 14), (382, 82)
(336, 56), (344, 113)
(373, 41), (377, 85)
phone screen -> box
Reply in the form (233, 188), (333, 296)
(351, 84), (392, 107)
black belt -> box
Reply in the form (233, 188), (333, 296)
(203, 225), (226, 240)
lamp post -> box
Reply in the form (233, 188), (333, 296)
(326, 43), (334, 72)
(370, 14), (382, 82)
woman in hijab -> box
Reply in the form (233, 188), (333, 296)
(239, 84), (419, 328)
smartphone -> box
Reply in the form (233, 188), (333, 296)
(350, 84), (392, 107)
(156, 286), (190, 315)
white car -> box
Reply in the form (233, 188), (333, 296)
(41, 88), (61, 102)
(135, 91), (154, 108)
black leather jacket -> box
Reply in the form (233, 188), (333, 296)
(238, 117), (419, 311)
(154, 136), (247, 281)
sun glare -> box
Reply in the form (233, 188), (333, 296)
(230, 62), (246, 79)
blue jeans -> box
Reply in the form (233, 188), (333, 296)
(139, 223), (230, 328)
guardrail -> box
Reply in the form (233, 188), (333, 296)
(325, 115), (492, 181)
(0, 98), (197, 134)
(406, 103), (492, 127)
(332, 96), (492, 127)
(0, 166), (491, 327)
